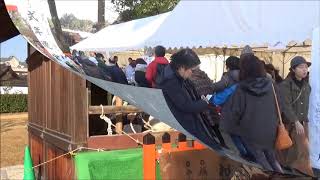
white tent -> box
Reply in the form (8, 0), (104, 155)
(143, 1), (320, 49)
(72, 1), (319, 52)
(71, 12), (171, 52)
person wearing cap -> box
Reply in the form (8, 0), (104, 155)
(278, 56), (313, 176)
(240, 45), (254, 58)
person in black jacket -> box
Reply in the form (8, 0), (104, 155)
(95, 53), (112, 81)
(107, 56), (128, 85)
(157, 48), (221, 150)
(77, 51), (105, 79)
(221, 55), (283, 172)
(134, 58), (150, 87)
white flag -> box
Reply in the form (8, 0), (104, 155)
(308, 26), (320, 170)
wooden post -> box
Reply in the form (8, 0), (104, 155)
(88, 105), (141, 114)
(143, 133), (156, 180)
(178, 133), (188, 151)
(162, 132), (171, 151)
(115, 96), (123, 134)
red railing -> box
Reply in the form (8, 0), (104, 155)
(142, 132), (206, 180)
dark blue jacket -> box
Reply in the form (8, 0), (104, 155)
(157, 65), (222, 150)
(96, 59), (112, 81)
(78, 57), (105, 79)
(108, 64), (128, 85)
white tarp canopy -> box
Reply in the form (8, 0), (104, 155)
(62, 28), (93, 39)
(143, 1), (320, 49)
(71, 12), (171, 52)
(72, 1), (319, 51)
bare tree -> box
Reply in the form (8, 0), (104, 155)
(47, 0), (70, 52)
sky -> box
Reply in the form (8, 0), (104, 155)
(0, 35), (27, 62)
(1, 0), (119, 62)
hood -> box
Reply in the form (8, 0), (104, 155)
(240, 77), (272, 96)
(228, 70), (240, 82)
(135, 64), (147, 72)
(157, 64), (182, 85)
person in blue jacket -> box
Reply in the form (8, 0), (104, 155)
(107, 56), (128, 85)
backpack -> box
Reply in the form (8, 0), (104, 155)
(209, 84), (238, 106)
(154, 64), (167, 87)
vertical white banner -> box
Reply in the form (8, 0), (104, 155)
(309, 27), (320, 170)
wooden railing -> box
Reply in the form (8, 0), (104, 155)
(88, 105), (142, 114)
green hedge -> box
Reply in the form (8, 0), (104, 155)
(0, 94), (28, 113)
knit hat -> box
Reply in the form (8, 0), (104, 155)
(241, 45), (254, 56)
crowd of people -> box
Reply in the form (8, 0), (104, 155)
(67, 46), (170, 88)
(68, 45), (313, 176)
(162, 46), (313, 176)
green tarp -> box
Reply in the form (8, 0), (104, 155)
(74, 148), (161, 180)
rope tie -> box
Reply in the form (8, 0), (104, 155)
(138, 113), (152, 130)
(100, 105), (113, 135)
(99, 105), (142, 145)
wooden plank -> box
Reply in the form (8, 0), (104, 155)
(88, 105), (142, 114)
(46, 60), (52, 131)
(72, 76), (87, 143)
(55, 148), (74, 180)
(44, 143), (75, 180)
(52, 61), (60, 131)
(46, 143), (56, 179)
(27, 51), (49, 127)
(28, 124), (76, 152)
(28, 123), (43, 138)
(87, 134), (143, 150)
(29, 132), (44, 179)
(60, 69), (68, 134)
(45, 128), (71, 141)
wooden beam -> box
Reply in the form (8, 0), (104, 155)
(28, 124), (79, 152)
(88, 105), (142, 114)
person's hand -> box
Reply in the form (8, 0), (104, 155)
(295, 121), (304, 135)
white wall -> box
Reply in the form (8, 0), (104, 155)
(0, 86), (28, 94)
(199, 54), (227, 82)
